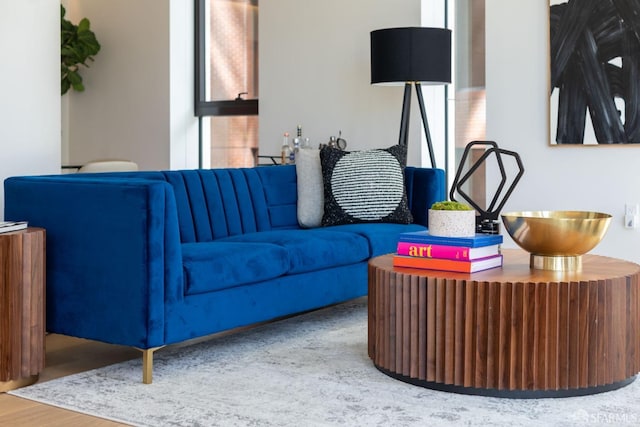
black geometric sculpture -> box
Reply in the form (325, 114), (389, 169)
(450, 141), (524, 234)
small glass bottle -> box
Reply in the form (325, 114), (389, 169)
(281, 132), (292, 165)
(291, 125), (302, 163)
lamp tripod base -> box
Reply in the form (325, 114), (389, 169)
(398, 82), (436, 168)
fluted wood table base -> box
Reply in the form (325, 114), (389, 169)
(0, 228), (46, 392)
(368, 250), (640, 398)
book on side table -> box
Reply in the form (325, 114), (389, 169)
(0, 221), (28, 233)
(393, 253), (504, 273)
(397, 230), (503, 247)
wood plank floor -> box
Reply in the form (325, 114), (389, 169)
(0, 334), (140, 426)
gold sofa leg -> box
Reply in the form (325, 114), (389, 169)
(137, 346), (164, 384)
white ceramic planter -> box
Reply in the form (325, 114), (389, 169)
(428, 209), (476, 237)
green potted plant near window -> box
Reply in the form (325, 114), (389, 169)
(428, 200), (476, 237)
(61, 5), (101, 95)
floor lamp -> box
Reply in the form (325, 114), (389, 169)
(370, 27), (451, 168)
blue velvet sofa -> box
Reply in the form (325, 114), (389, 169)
(4, 165), (445, 382)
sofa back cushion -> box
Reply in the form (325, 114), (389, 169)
(161, 167), (299, 243)
(70, 164), (443, 244)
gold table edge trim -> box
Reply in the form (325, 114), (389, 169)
(0, 375), (39, 393)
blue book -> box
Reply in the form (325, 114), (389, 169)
(398, 230), (503, 248)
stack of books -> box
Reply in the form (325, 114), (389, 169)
(393, 230), (503, 273)
(0, 221), (28, 234)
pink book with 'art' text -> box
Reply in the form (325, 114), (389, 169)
(396, 241), (500, 261)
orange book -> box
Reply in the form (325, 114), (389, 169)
(392, 254), (503, 273)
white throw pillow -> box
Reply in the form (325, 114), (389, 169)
(296, 148), (324, 228)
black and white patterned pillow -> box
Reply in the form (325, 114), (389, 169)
(319, 144), (413, 226)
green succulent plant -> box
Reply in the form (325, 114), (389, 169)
(430, 201), (473, 211)
(61, 5), (101, 95)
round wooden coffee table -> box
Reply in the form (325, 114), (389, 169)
(368, 249), (640, 398)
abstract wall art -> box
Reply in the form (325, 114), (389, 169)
(549, 0), (640, 145)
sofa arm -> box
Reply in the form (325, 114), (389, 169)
(3, 176), (183, 348)
(404, 167), (446, 226)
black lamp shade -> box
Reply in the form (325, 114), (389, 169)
(371, 27), (452, 85)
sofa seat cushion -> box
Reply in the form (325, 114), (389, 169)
(218, 229), (370, 274)
(182, 242), (290, 295)
(323, 223), (427, 257)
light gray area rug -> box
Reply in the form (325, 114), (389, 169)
(10, 298), (640, 426)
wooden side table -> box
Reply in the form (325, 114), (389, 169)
(368, 249), (640, 398)
(0, 228), (46, 392)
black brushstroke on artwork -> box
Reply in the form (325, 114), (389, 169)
(550, 0), (640, 144)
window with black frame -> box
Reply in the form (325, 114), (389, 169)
(195, 0), (259, 168)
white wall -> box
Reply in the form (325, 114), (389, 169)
(0, 0), (60, 217)
(486, 0), (640, 263)
(64, 0), (426, 170)
(63, 0), (428, 171)
(63, 0), (198, 170)
(259, 0), (425, 166)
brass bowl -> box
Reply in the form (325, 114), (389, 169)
(501, 210), (612, 271)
